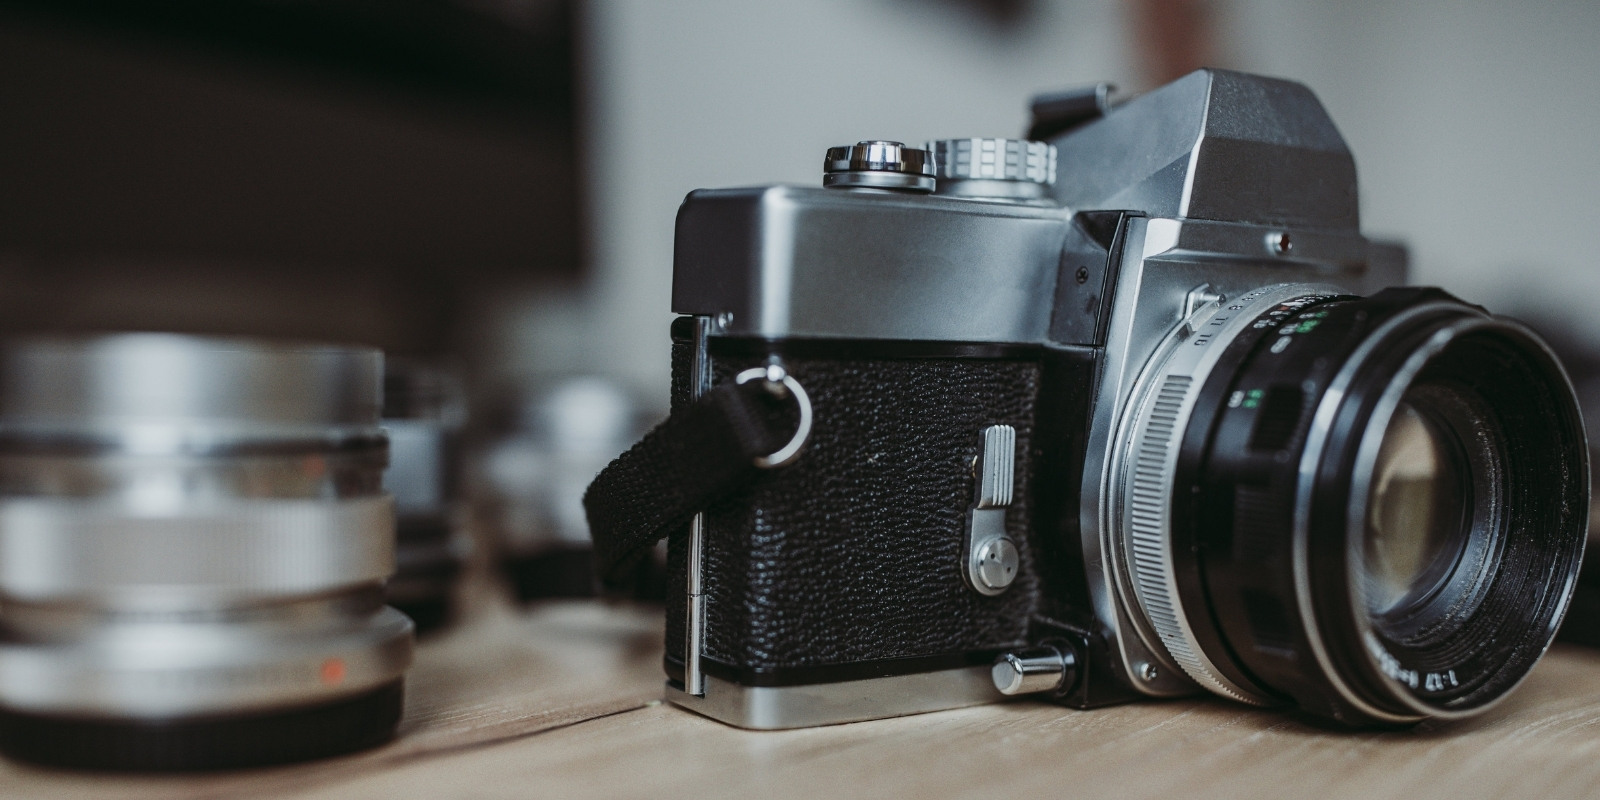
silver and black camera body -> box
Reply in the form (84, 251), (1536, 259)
(631, 70), (1587, 729)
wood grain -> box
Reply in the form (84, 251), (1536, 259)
(0, 600), (664, 799)
(8, 597), (1600, 800)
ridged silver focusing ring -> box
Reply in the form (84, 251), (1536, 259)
(1111, 284), (1338, 705)
(0, 496), (395, 599)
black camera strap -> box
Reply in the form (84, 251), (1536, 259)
(583, 372), (808, 588)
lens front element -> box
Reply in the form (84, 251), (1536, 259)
(1362, 398), (1471, 617)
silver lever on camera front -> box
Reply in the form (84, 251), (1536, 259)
(966, 424), (1020, 595)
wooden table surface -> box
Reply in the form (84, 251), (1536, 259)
(9, 593), (1600, 800)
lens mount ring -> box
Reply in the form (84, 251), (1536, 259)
(0, 600), (413, 718)
(1110, 283), (1340, 706)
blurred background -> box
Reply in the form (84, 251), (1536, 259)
(5, 0), (1599, 406)
(2, 0), (1598, 601)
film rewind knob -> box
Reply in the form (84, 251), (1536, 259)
(822, 141), (936, 192)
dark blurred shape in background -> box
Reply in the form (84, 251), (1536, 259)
(1128, 0), (1217, 85)
(918, 0), (1037, 28)
(0, 0), (579, 355)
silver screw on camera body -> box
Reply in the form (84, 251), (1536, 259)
(974, 538), (1019, 591)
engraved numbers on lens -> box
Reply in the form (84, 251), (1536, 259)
(1424, 671), (1460, 693)
(1368, 641), (1457, 694)
(1372, 644), (1420, 690)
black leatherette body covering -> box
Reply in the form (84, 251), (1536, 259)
(666, 336), (1044, 682)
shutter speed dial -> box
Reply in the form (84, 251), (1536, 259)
(928, 138), (1056, 200)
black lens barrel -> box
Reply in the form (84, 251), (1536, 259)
(1169, 288), (1587, 726)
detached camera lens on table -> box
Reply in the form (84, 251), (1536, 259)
(0, 335), (414, 770)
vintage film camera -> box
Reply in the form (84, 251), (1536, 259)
(586, 69), (1587, 729)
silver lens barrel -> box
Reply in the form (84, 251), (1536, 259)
(0, 334), (384, 444)
(0, 334), (415, 770)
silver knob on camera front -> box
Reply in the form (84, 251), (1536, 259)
(928, 138), (1056, 200)
(823, 140), (936, 192)
(992, 646), (1077, 696)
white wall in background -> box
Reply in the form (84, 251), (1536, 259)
(564, 0), (1600, 404)
(575, 0), (1134, 400)
(1225, 0), (1600, 336)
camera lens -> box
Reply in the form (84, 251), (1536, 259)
(1112, 286), (1586, 725)
(1361, 396), (1470, 617)
(0, 335), (415, 769)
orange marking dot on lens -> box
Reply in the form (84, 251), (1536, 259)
(320, 658), (347, 686)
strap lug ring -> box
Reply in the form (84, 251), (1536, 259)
(734, 366), (812, 468)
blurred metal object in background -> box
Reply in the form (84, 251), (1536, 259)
(383, 361), (469, 633)
(0, 335), (414, 771)
(483, 377), (662, 601)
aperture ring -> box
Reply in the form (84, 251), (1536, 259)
(0, 495), (396, 598)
